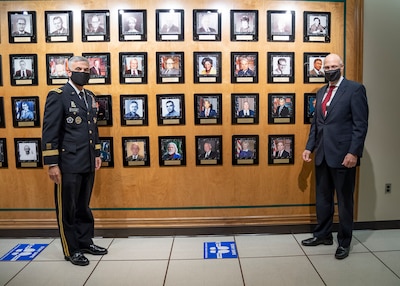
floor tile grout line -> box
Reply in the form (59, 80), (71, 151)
(233, 235), (246, 286)
(162, 236), (175, 286)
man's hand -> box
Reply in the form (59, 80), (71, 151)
(342, 153), (358, 168)
(95, 157), (102, 170)
(302, 150), (312, 162)
(48, 165), (61, 184)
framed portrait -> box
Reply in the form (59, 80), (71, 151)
(96, 94), (113, 126)
(0, 138), (8, 168)
(8, 11), (37, 43)
(11, 96), (40, 128)
(159, 136), (186, 166)
(304, 52), (329, 83)
(82, 53), (111, 84)
(231, 52), (258, 83)
(268, 93), (295, 124)
(119, 52), (148, 84)
(122, 136), (150, 167)
(304, 93), (316, 124)
(194, 93), (222, 125)
(118, 9), (147, 41)
(304, 11), (331, 43)
(230, 10), (258, 41)
(156, 9), (184, 41)
(0, 97), (5, 128)
(45, 10), (73, 42)
(268, 135), (294, 165)
(120, 94), (148, 126)
(81, 10), (110, 42)
(267, 10), (295, 42)
(156, 94), (185, 125)
(267, 52), (295, 83)
(9, 54), (38, 86)
(156, 52), (184, 84)
(0, 55), (3, 86)
(99, 137), (114, 167)
(196, 135), (222, 166)
(193, 10), (221, 41)
(231, 93), (259, 124)
(46, 53), (72, 85)
(14, 138), (42, 168)
(232, 135), (259, 165)
(193, 52), (222, 84)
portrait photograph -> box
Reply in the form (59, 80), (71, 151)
(119, 52), (147, 84)
(268, 93), (295, 124)
(159, 136), (186, 166)
(0, 97), (5, 128)
(231, 52), (258, 83)
(304, 11), (331, 42)
(230, 10), (258, 41)
(8, 11), (37, 43)
(11, 96), (40, 127)
(156, 9), (184, 41)
(156, 94), (185, 125)
(99, 137), (114, 167)
(0, 138), (8, 168)
(231, 93), (259, 124)
(268, 135), (294, 165)
(196, 135), (222, 166)
(96, 94), (112, 126)
(82, 53), (111, 84)
(46, 53), (72, 85)
(122, 136), (150, 167)
(156, 52), (184, 84)
(45, 11), (73, 42)
(81, 10), (110, 42)
(14, 138), (42, 168)
(304, 93), (317, 124)
(267, 52), (295, 83)
(304, 52), (329, 83)
(194, 93), (222, 125)
(9, 54), (38, 86)
(118, 9), (147, 41)
(232, 135), (259, 165)
(193, 10), (221, 41)
(120, 94), (148, 126)
(193, 52), (222, 83)
(267, 10), (295, 42)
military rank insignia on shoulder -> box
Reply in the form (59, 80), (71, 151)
(52, 88), (63, 94)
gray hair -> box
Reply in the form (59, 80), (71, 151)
(68, 56), (89, 69)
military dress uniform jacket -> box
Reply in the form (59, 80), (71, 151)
(42, 83), (101, 173)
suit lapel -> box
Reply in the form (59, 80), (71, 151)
(325, 79), (347, 119)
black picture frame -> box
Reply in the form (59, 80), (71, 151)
(156, 52), (184, 84)
(96, 94), (113, 126)
(231, 93), (259, 124)
(193, 52), (222, 84)
(156, 94), (185, 125)
(231, 52), (258, 83)
(268, 135), (294, 165)
(194, 93), (222, 125)
(81, 10), (110, 42)
(230, 10), (258, 42)
(304, 93), (317, 124)
(118, 9), (147, 41)
(304, 11), (331, 43)
(0, 55), (3, 86)
(267, 52), (295, 83)
(11, 96), (40, 128)
(0, 97), (5, 128)
(82, 53), (111, 85)
(304, 52), (329, 83)
(268, 93), (295, 124)
(8, 11), (37, 43)
(0, 138), (8, 168)
(193, 9), (221, 41)
(45, 10), (73, 43)
(120, 94), (148, 126)
(46, 53), (73, 85)
(14, 137), (43, 168)
(9, 54), (38, 86)
(159, 136), (186, 166)
(267, 10), (295, 42)
(156, 9), (184, 41)
(99, 137), (114, 167)
(196, 135), (222, 166)
(119, 52), (148, 84)
(232, 135), (259, 165)
(122, 136), (150, 167)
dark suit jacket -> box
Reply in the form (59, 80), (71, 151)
(90, 67), (101, 76)
(238, 109), (255, 117)
(15, 70), (33, 78)
(125, 112), (140, 119)
(199, 150), (217, 160)
(274, 150), (290, 159)
(305, 78), (368, 168)
(198, 27), (216, 33)
(125, 69), (143, 76)
(274, 105), (290, 117)
(237, 69), (254, 76)
(200, 109), (217, 118)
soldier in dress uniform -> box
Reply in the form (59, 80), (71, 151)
(42, 56), (108, 266)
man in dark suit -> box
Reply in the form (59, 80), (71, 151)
(200, 99), (217, 118)
(15, 60), (33, 78)
(12, 17), (30, 35)
(274, 141), (290, 158)
(301, 53), (368, 260)
(87, 15), (105, 34)
(125, 100), (141, 119)
(274, 98), (290, 117)
(199, 142), (217, 160)
(237, 58), (254, 77)
(90, 60), (102, 76)
(125, 58), (143, 76)
(126, 143), (144, 161)
(50, 16), (68, 35)
(198, 14), (217, 33)
(238, 101), (255, 117)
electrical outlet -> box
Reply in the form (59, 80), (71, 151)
(385, 183), (392, 193)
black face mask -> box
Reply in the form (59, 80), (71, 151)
(324, 68), (341, 82)
(70, 71), (90, 86)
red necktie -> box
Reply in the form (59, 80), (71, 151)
(322, 85), (335, 116)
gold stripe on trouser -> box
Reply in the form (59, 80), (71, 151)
(57, 183), (70, 257)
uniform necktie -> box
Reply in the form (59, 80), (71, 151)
(322, 85), (336, 116)
(79, 91), (88, 108)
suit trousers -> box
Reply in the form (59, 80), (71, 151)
(313, 159), (356, 248)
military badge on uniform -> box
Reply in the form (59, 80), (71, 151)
(66, 117), (74, 124)
(75, 116), (82, 124)
(71, 101), (76, 108)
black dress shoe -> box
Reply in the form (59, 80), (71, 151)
(301, 236), (333, 246)
(335, 246), (350, 259)
(81, 244), (108, 255)
(64, 252), (89, 266)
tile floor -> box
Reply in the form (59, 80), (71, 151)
(1, 229), (400, 286)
